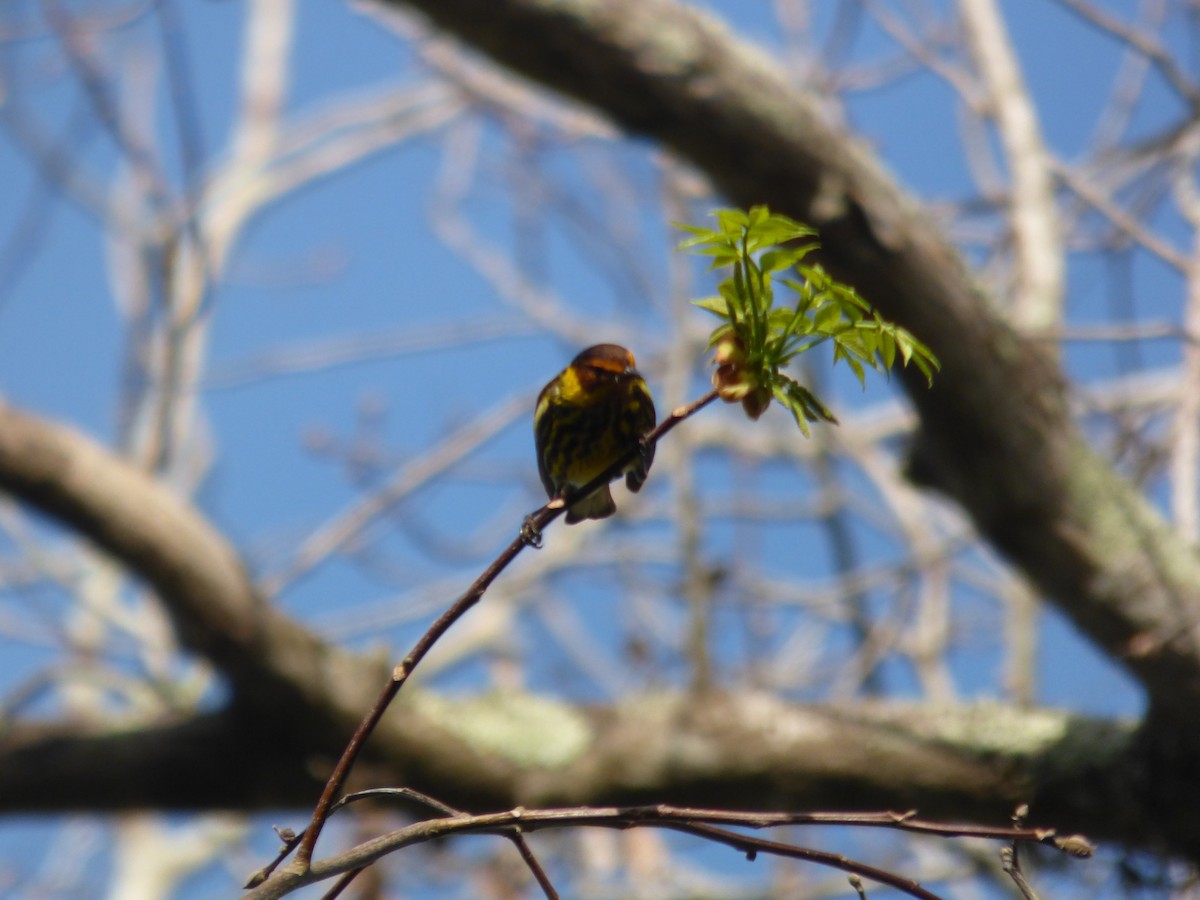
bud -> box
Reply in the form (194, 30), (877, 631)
(741, 386), (772, 420)
(711, 334), (750, 401)
(710, 335), (769, 417)
(713, 334), (746, 367)
(711, 361), (752, 400)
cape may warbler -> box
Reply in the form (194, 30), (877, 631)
(534, 344), (656, 523)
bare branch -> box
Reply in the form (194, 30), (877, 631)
(1054, 0), (1200, 114)
(261, 392), (529, 596)
(247, 801), (1091, 899)
(960, 0), (1063, 329)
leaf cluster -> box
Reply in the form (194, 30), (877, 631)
(679, 206), (938, 432)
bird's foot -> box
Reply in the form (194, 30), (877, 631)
(520, 515), (544, 549)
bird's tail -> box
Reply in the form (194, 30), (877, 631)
(565, 485), (617, 523)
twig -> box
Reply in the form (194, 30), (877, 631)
(1049, 156), (1189, 272)
(506, 828), (559, 899)
(1002, 804), (1040, 900)
(261, 393), (527, 596)
(245, 787), (468, 889)
(42, 0), (174, 218)
(1001, 846), (1039, 900)
(347, 789), (559, 898)
(661, 820), (941, 899)
(1053, 0), (1200, 114)
(244, 800), (1093, 899)
(269, 390), (720, 873)
(319, 869), (364, 900)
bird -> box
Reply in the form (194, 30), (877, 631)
(534, 344), (657, 524)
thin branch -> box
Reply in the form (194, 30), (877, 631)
(1001, 805), (1041, 900)
(861, 0), (982, 109)
(205, 318), (537, 389)
(429, 119), (606, 347)
(1053, 0), (1200, 114)
(660, 820), (942, 900)
(245, 801), (1092, 899)
(1169, 134), (1200, 539)
(319, 869), (364, 900)
(1050, 156), (1189, 272)
(260, 392), (529, 597)
(41, 0), (173, 217)
(275, 390), (719, 871)
(506, 831), (559, 900)
(960, 0), (1063, 330)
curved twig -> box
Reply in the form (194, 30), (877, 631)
(245, 799), (1093, 899)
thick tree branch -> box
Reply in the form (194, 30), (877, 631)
(386, 0), (1200, 720)
(0, 711), (321, 812)
(0, 691), (1138, 848)
(0, 400), (382, 734)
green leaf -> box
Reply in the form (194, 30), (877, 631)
(719, 279), (744, 315)
(675, 222), (719, 242)
(766, 306), (797, 330)
(771, 379), (839, 436)
(813, 301), (842, 334)
(894, 330), (940, 385)
(833, 343), (867, 385)
(879, 329), (897, 371)
(834, 285), (871, 313)
(914, 354), (938, 385)
(773, 383), (810, 437)
(676, 205), (939, 434)
(692, 296), (729, 317)
(838, 332), (879, 368)
(717, 208), (749, 235)
(759, 248), (797, 275)
(786, 380), (838, 424)
(705, 323), (734, 349)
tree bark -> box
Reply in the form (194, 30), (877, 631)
(0, 688), (1149, 851)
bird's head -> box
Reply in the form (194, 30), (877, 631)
(571, 344), (639, 387)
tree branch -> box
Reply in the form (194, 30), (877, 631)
(384, 0), (1200, 722)
(0, 399), (382, 731)
(0, 693), (1123, 852)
